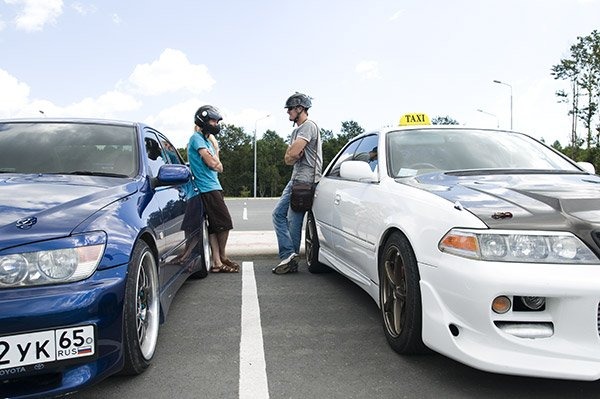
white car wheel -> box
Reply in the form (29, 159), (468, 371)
(379, 232), (426, 354)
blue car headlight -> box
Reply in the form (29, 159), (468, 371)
(439, 229), (600, 264)
(0, 232), (106, 287)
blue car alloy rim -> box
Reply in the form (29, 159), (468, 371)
(136, 250), (160, 360)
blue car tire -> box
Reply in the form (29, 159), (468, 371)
(120, 240), (160, 375)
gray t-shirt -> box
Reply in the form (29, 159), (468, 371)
(290, 119), (323, 183)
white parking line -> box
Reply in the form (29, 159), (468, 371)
(239, 261), (269, 399)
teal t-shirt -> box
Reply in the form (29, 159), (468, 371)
(186, 132), (222, 197)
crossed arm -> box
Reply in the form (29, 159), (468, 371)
(285, 137), (308, 165)
(198, 134), (223, 172)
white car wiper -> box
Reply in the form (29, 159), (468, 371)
(445, 169), (586, 176)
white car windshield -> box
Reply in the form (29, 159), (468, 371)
(387, 128), (580, 177)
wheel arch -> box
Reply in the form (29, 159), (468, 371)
(377, 227), (416, 269)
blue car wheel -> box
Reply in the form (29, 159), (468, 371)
(121, 240), (160, 375)
(190, 216), (212, 279)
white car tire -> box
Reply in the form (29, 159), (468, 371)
(379, 232), (427, 354)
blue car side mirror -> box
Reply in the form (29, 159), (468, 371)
(152, 164), (191, 188)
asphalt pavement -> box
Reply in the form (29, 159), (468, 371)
(224, 198), (305, 258)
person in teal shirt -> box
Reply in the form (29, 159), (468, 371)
(185, 105), (239, 273)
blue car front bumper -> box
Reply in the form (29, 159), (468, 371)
(0, 264), (128, 398)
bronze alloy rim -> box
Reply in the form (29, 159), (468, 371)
(381, 245), (407, 338)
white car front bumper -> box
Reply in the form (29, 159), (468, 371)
(419, 257), (600, 380)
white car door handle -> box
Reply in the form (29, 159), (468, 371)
(334, 194), (341, 205)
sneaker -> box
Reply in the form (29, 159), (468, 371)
(272, 253), (299, 274)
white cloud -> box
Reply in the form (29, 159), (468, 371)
(62, 91), (142, 118)
(0, 17), (6, 31)
(0, 66), (141, 119)
(225, 109), (272, 131)
(389, 9), (404, 21)
(355, 60), (381, 80)
(112, 13), (121, 24)
(145, 99), (204, 148)
(71, 2), (96, 16)
(127, 49), (215, 96)
(0, 69), (30, 117)
(5, 0), (63, 32)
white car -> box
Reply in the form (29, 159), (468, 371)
(306, 120), (600, 380)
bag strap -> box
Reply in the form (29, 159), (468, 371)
(308, 120), (319, 182)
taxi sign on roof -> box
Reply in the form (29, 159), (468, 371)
(399, 113), (431, 126)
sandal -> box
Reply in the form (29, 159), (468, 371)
(222, 258), (240, 272)
(211, 263), (238, 273)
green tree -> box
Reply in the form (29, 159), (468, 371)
(432, 115), (459, 125)
(551, 140), (562, 151)
(552, 30), (600, 150)
(339, 120), (364, 142)
(257, 130), (289, 197)
(177, 147), (187, 163)
(321, 121), (365, 168)
(320, 128), (338, 169)
(217, 124), (253, 196)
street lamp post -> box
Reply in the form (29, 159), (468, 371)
(253, 114), (270, 198)
(476, 109), (499, 128)
(493, 79), (513, 130)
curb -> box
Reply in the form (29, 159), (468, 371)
(226, 230), (304, 257)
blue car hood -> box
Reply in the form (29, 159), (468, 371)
(0, 175), (137, 249)
(404, 172), (600, 230)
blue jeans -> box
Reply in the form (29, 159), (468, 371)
(272, 180), (306, 260)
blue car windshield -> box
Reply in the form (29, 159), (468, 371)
(386, 128), (581, 177)
(0, 122), (138, 177)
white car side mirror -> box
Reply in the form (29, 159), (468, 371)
(340, 160), (377, 182)
(577, 161), (596, 174)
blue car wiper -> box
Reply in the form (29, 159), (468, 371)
(56, 170), (128, 178)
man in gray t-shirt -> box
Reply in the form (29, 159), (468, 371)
(272, 92), (323, 274)
(289, 118), (323, 183)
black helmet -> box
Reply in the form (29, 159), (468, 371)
(195, 105), (223, 135)
(285, 92), (312, 109)
(195, 105), (223, 127)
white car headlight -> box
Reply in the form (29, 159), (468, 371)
(0, 232), (106, 288)
(439, 229), (599, 264)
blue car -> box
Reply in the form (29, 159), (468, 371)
(0, 119), (211, 398)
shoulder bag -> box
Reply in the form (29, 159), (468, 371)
(290, 122), (319, 212)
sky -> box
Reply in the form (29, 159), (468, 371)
(1, 0), (599, 149)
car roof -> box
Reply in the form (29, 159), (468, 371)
(0, 117), (141, 127)
(355, 125), (521, 140)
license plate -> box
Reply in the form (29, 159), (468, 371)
(0, 325), (95, 370)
